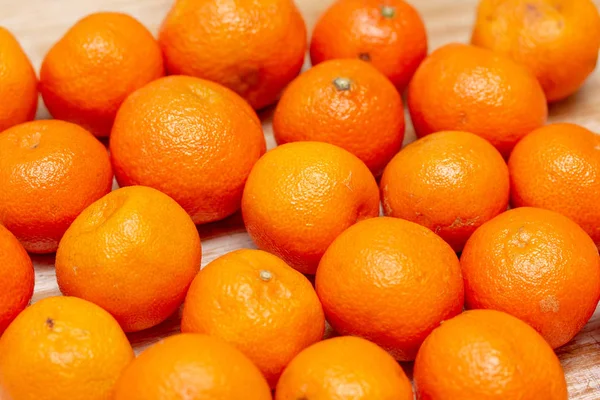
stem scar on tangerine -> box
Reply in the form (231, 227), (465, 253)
(259, 270), (273, 282)
(380, 5), (396, 18)
(332, 77), (352, 91)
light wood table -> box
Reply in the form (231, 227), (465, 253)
(2, 0), (599, 398)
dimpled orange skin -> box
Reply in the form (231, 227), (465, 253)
(381, 131), (510, 252)
(315, 217), (464, 361)
(275, 336), (413, 400)
(408, 43), (547, 157)
(0, 296), (134, 400)
(0, 225), (34, 334)
(0, 120), (113, 254)
(242, 141), (380, 275)
(273, 59), (405, 177)
(55, 186), (201, 333)
(472, 0), (600, 103)
(509, 123), (600, 246)
(114, 334), (272, 400)
(39, 12), (164, 137)
(310, 0), (427, 91)
(0, 27), (37, 133)
(159, 0), (307, 110)
(414, 309), (568, 400)
(461, 207), (600, 349)
(110, 76), (265, 225)
(182, 249), (325, 388)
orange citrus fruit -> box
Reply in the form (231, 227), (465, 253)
(276, 336), (413, 400)
(472, 0), (600, 102)
(55, 186), (201, 332)
(273, 59), (405, 176)
(381, 131), (509, 251)
(182, 249), (325, 387)
(509, 123), (600, 247)
(0, 120), (112, 253)
(110, 75), (266, 225)
(0, 225), (34, 334)
(310, 0), (427, 91)
(316, 217), (464, 360)
(0, 296), (134, 400)
(0, 27), (38, 133)
(414, 309), (568, 400)
(242, 141), (380, 274)
(159, 0), (307, 109)
(40, 12), (164, 137)
(408, 43), (547, 157)
(113, 333), (272, 400)
(461, 207), (600, 348)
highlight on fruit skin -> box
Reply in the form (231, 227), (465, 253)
(471, 0), (600, 102)
(414, 309), (568, 400)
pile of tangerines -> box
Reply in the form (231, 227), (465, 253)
(0, 0), (599, 398)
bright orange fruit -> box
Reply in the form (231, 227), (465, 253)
(381, 131), (509, 251)
(414, 309), (568, 400)
(276, 336), (413, 400)
(40, 12), (164, 137)
(182, 249), (324, 387)
(472, 0), (600, 102)
(316, 217), (464, 361)
(310, 0), (427, 91)
(110, 76), (265, 225)
(242, 141), (380, 274)
(0, 296), (134, 400)
(159, 0), (307, 109)
(274, 59), (405, 176)
(509, 123), (600, 247)
(408, 43), (547, 157)
(113, 334), (272, 400)
(55, 186), (201, 332)
(461, 207), (600, 348)
(0, 225), (34, 334)
(0, 27), (37, 133)
(0, 120), (113, 253)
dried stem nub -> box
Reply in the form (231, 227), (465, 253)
(332, 77), (352, 91)
(381, 5), (396, 18)
(259, 270), (273, 282)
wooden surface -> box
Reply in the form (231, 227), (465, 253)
(3, 0), (600, 398)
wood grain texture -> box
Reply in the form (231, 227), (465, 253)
(2, 0), (600, 398)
